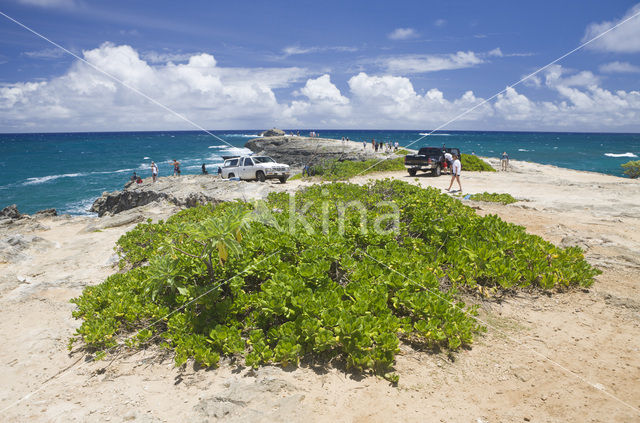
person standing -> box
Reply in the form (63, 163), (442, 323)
(172, 159), (181, 176)
(151, 161), (158, 182)
(201, 163), (208, 175)
(444, 151), (453, 173)
(447, 153), (462, 193)
(363, 140), (367, 150)
(501, 151), (509, 171)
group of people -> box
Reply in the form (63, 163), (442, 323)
(134, 159), (179, 184)
(366, 139), (399, 152)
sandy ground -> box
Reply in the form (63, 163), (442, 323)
(1, 159), (639, 422)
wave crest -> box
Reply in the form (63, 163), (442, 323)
(604, 152), (638, 158)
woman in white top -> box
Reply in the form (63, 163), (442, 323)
(151, 161), (158, 183)
(447, 154), (462, 193)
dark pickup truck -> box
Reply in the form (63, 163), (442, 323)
(404, 147), (460, 176)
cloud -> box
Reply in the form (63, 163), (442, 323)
(0, 42), (309, 132)
(583, 3), (640, 53)
(599, 61), (640, 73)
(381, 51), (484, 74)
(284, 75), (350, 126)
(22, 48), (67, 59)
(281, 45), (358, 57)
(388, 28), (418, 40)
(1, 44), (640, 132)
(142, 51), (195, 64)
(434, 19), (447, 28)
(487, 48), (503, 57)
(16, 0), (76, 8)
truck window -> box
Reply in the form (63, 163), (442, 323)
(418, 148), (442, 156)
(225, 159), (238, 167)
(243, 158), (254, 166)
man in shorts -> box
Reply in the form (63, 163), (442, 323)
(447, 153), (462, 193)
(172, 159), (181, 176)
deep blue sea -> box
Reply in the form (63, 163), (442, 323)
(1, 130), (638, 215)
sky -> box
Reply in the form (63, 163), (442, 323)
(0, 0), (639, 133)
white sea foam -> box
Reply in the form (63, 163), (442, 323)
(220, 147), (252, 155)
(419, 133), (451, 136)
(604, 152), (637, 158)
(23, 173), (84, 186)
(112, 168), (136, 173)
(143, 156), (150, 160)
(518, 148), (531, 152)
(222, 133), (262, 138)
(58, 198), (96, 216)
(208, 145), (228, 149)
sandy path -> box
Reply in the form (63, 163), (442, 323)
(1, 159), (639, 422)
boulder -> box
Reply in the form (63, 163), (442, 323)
(34, 208), (57, 217)
(260, 128), (286, 137)
(0, 205), (22, 219)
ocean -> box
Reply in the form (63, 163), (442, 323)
(1, 130), (638, 215)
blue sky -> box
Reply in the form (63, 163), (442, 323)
(1, 0), (639, 132)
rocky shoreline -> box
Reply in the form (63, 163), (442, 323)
(1, 154), (640, 422)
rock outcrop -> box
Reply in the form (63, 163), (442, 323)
(0, 205), (22, 220)
(90, 174), (275, 217)
(245, 136), (380, 167)
(260, 128), (286, 137)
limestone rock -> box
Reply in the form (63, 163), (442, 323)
(35, 208), (57, 217)
(90, 175), (272, 217)
(0, 204), (22, 219)
(245, 136), (381, 167)
(260, 128), (286, 137)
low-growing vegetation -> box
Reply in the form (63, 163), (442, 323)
(305, 157), (406, 180)
(622, 160), (640, 179)
(469, 192), (518, 205)
(461, 154), (496, 172)
(70, 180), (599, 380)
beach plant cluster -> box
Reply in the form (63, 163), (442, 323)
(295, 157), (406, 181)
(468, 192), (518, 205)
(621, 160), (640, 179)
(460, 154), (496, 172)
(69, 180), (599, 379)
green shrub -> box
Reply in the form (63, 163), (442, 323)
(461, 154), (495, 172)
(469, 192), (518, 205)
(70, 180), (599, 379)
(307, 157), (406, 180)
(622, 160), (640, 179)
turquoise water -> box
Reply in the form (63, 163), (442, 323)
(1, 130), (638, 215)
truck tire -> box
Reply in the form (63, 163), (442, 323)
(278, 175), (288, 184)
(256, 171), (266, 182)
(432, 166), (441, 177)
(408, 168), (417, 176)
(228, 173), (235, 178)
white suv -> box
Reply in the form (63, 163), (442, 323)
(221, 155), (290, 183)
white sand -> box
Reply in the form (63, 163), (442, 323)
(1, 159), (639, 422)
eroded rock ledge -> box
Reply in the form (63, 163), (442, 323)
(245, 136), (379, 167)
(90, 175), (272, 217)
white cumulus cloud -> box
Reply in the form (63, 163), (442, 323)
(0, 42), (309, 132)
(1, 44), (640, 132)
(583, 3), (640, 53)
